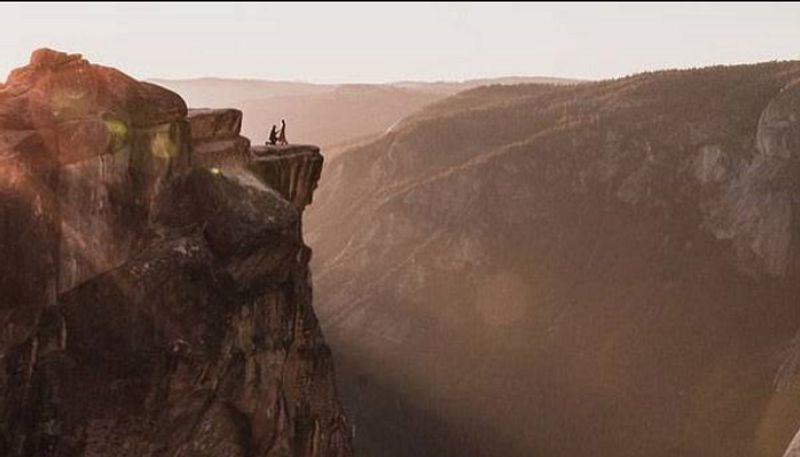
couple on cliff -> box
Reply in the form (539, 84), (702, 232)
(268, 119), (288, 146)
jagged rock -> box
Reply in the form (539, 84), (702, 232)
(250, 145), (323, 212)
(0, 49), (352, 457)
(154, 168), (301, 289)
(29, 49), (84, 68)
(193, 137), (252, 170)
(188, 109), (243, 143)
(705, 79), (800, 277)
(2, 48), (186, 131)
(0, 47), (193, 293)
(186, 109), (251, 172)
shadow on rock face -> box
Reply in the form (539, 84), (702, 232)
(0, 48), (353, 457)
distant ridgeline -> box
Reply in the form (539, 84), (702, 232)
(0, 48), (351, 457)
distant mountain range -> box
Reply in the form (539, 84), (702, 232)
(151, 76), (579, 149)
(306, 62), (800, 457)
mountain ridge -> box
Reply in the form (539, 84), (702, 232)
(307, 59), (800, 457)
(150, 76), (581, 148)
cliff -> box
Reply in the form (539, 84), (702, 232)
(0, 49), (352, 457)
(307, 62), (800, 457)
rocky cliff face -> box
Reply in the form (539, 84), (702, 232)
(307, 62), (800, 457)
(0, 49), (352, 457)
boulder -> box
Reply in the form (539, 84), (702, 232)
(187, 108), (243, 143)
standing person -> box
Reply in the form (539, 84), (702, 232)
(268, 124), (278, 145)
(277, 119), (288, 145)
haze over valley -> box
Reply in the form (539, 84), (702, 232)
(153, 76), (577, 151)
(1, 3), (800, 457)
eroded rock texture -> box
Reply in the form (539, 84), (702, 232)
(0, 49), (351, 457)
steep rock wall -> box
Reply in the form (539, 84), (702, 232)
(0, 49), (351, 457)
(699, 79), (800, 278)
(306, 63), (800, 457)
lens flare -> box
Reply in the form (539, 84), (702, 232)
(150, 130), (177, 159)
(104, 118), (128, 139)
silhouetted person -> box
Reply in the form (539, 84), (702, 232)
(277, 119), (288, 145)
(268, 124), (278, 145)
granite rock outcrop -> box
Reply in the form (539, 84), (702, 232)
(0, 49), (351, 457)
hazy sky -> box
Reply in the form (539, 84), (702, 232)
(1, 2), (799, 83)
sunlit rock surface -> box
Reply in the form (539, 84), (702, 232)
(0, 49), (351, 457)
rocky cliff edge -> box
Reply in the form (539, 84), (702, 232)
(0, 48), (352, 457)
